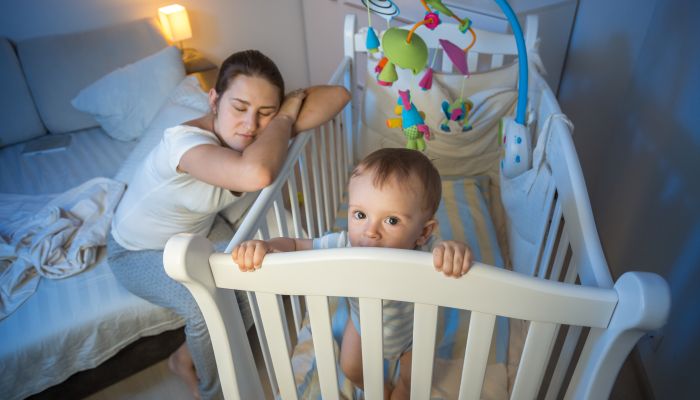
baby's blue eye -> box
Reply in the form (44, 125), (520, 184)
(353, 211), (366, 220)
(385, 216), (399, 225)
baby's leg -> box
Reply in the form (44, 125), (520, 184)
(340, 320), (364, 387)
(341, 321), (393, 399)
(390, 351), (412, 400)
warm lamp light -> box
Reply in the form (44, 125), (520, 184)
(158, 4), (192, 48)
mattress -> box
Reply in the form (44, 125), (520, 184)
(0, 127), (136, 195)
(291, 176), (524, 399)
(0, 128), (185, 399)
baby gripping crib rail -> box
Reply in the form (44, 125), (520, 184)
(164, 235), (670, 400)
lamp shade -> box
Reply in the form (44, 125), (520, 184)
(158, 4), (192, 42)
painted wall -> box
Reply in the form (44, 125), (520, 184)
(0, 0), (310, 90)
(558, 0), (700, 398)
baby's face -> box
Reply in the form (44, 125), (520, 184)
(346, 171), (433, 249)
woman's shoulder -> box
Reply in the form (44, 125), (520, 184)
(164, 123), (217, 141)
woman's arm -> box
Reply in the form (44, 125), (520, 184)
(179, 92), (305, 192)
(293, 85), (351, 134)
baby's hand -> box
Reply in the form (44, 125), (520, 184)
(277, 88), (306, 121)
(433, 240), (473, 278)
(232, 240), (273, 271)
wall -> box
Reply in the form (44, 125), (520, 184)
(558, 0), (700, 398)
(0, 0), (310, 90)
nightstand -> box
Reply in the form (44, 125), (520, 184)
(182, 48), (218, 91)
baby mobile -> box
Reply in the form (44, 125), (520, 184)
(362, 0), (533, 181)
(362, 0), (477, 151)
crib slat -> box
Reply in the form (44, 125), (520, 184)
(467, 52), (478, 73)
(491, 53), (504, 69)
(410, 303), (438, 399)
(458, 312), (496, 400)
(536, 201), (562, 278)
(564, 259), (579, 284)
(328, 121), (339, 219)
(511, 321), (558, 400)
(334, 116), (344, 206)
(544, 325), (583, 400)
(298, 153), (316, 238)
(258, 222), (270, 240)
(306, 295), (340, 400)
(310, 135), (326, 234)
(257, 292), (298, 400)
(441, 49), (453, 73)
(248, 292), (279, 397)
(547, 229), (570, 282)
(273, 193), (289, 238)
(359, 298), (384, 400)
(337, 114), (348, 191)
(319, 125), (333, 231)
(287, 173), (303, 239)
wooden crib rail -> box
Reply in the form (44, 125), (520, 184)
(164, 234), (670, 400)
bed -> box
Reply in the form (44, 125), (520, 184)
(163, 12), (671, 400)
(0, 18), (256, 399)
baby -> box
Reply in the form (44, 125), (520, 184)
(232, 147), (473, 399)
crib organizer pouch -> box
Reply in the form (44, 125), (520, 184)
(163, 2), (670, 399)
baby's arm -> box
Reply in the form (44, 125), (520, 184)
(232, 237), (312, 271)
(432, 240), (474, 278)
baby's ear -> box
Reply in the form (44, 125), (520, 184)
(416, 218), (438, 246)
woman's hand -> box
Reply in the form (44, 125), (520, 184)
(432, 240), (473, 278)
(277, 89), (307, 122)
(232, 240), (273, 271)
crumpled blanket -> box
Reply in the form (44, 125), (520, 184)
(0, 177), (125, 320)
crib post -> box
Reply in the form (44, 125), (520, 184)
(564, 272), (670, 399)
(343, 13), (360, 162)
(164, 234), (265, 400)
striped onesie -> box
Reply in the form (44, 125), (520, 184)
(313, 231), (431, 361)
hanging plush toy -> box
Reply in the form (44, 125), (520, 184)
(386, 89), (431, 151)
(440, 98), (473, 132)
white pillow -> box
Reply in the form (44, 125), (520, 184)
(169, 75), (210, 113)
(71, 46), (186, 141)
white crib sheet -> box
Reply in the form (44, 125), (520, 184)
(290, 176), (523, 399)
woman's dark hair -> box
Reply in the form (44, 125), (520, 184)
(213, 50), (285, 106)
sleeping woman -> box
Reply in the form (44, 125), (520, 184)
(107, 49), (350, 399)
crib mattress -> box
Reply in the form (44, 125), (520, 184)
(0, 128), (185, 399)
(291, 176), (524, 399)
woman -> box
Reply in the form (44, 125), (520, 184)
(107, 49), (350, 399)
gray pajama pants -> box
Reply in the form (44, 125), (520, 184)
(107, 216), (236, 400)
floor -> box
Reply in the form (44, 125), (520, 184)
(86, 328), (272, 400)
(85, 337), (650, 400)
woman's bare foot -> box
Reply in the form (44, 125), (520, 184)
(168, 343), (201, 400)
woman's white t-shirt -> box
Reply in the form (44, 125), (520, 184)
(112, 125), (241, 250)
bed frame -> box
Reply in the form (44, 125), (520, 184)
(163, 14), (670, 400)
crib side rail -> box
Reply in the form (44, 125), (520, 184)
(194, 244), (669, 400)
(164, 234), (265, 400)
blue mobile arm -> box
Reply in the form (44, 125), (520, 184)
(494, 0), (528, 125)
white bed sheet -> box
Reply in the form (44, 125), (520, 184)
(0, 127), (184, 399)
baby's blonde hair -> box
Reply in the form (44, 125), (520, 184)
(351, 148), (442, 215)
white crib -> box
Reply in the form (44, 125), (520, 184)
(164, 14), (670, 400)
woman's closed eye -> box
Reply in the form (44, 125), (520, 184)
(352, 210), (366, 220)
